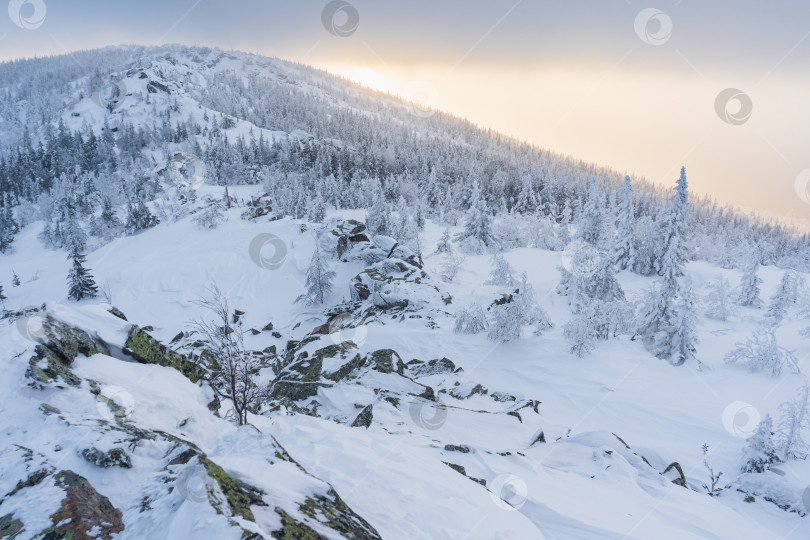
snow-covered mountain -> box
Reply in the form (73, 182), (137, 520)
(1, 45), (810, 539)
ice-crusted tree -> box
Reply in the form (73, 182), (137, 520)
(441, 252), (466, 283)
(435, 228), (453, 255)
(656, 167), (692, 277)
(631, 215), (658, 276)
(765, 271), (802, 324)
(736, 258), (763, 308)
(705, 276), (736, 321)
(298, 243), (336, 305)
(672, 278), (699, 363)
(0, 200), (18, 253)
(576, 177), (605, 247)
(611, 176), (635, 271)
(12, 271), (20, 287)
(564, 308), (597, 357)
(308, 191), (327, 223)
(455, 181), (495, 253)
(67, 243), (98, 301)
(485, 254), (517, 287)
(192, 286), (261, 426)
(454, 303), (488, 334)
(513, 175), (538, 214)
(776, 385), (810, 461)
(488, 274), (552, 342)
(741, 414), (780, 473)
(724, 328), (799, 376)
(194, 198), (225, 230)
(0, 283), (6, 304)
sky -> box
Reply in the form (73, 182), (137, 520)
(1, 0), (809, 228)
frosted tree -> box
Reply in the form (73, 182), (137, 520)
(0, 284), (6, 304)
(307, 191), (327, 223)
(12, 271), (20, 287)
(454, 303), (488, 334)
(776, 385), (810, 461)
(485, 254), (517, 287)
(441, 253), (466, 283)
(366, 187), (389, 236)
(656, 167), (691, 278)
(455, 181), (495, 253)
(611, 176), (635, 271)
(724, 328), (799, 376)
(765, 271), (801, 324)
(672, 278), (699, 364)
(576, 177), (605, 247)
(705, 276), (735, 321)
(298, 243), (336, 305)
(0, 202), (18, 253)
(631, 215), (658, 276)
(191, 286), (261, 426)
(736, 258), (763, 308)
(435, 228), (453, 255)
(194, 199), (225, 229)
(564, 308), (597, 357)
(740, 414), (779, 473)
(488, 275), (552, 342)
(67, 243), (99, 301)
(513, 175), (538, 214)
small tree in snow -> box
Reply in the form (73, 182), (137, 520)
(192, 286), (261, 426)
(194, 199), (225, 229)
(564, 311), (597, 357)
(441, 252), (466, 283)
(0, 284), (6, 304)
(724, 328), (799, 376)
(12, 270), (20, 287)
(67, 243), (99, 301)
(737, 258), (763, 308)
(704, 276), (736, 321)
(611, 176), (635, 271)
(487, 274), (552, 342)
(454, 303), (488, 334)
(298, 243), (335, 305)
(455, 181), (495, 253)
(741, 414), (780, 473)
(485, 254), (517, 287)
(435, 228), (453, 255)
(765, 271), (802, 324)
(776, 385), (810, 461)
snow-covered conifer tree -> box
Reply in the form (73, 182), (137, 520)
(513, 175), (538, 215)
(766, 271), (801, 324)
(455, 181), (495, 253)
(485, 254), (517, 287)
(737, 257), (763, 308)
(705, 276), (735, 321)
(12, 271), (20, 287)
(576, 177), (605, 247)
(611, 176), (635, 270)
(724, 328), (799, 376)
(655, 167), (691, 278)
(67, 243), (99, 301)
(741, 415), (779, 473)
(454, 303), (488, 334)
(435, 228), (453, 255)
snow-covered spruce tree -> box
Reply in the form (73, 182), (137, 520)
(513, 175), (538, 215)
(0, 283), (6, 303)
(485, 254), (517, 287)
(125, 198), (158, 234)
(564, 306), (597, 357)
(576, 177), (606, 247)
(776, 385), (810, 461)
(611, 176), (635, 271)
(297, 243), (336, 305)
(308, 191), (327, 223)
(365, 186), (389, 236)
(0, 200), (19, 253)
(704, 276), (736, 321)
(435, 228), (453, 255)
(736, 257), (763, 308)
(724, 328), (799, 376)
(631, 215), (658, 276)
(765, 270), (802, 324)
(191, 286), (261, 426)
(454, 303), (488, 334)
(455, 181), (495, 254)
(12, 271), (20, 287)
(67, 243), (99, 301)
(741, 414), (780, 473)
(657, 167), (691, 279)
(637, 169), (696, 364)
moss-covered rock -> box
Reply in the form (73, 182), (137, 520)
(269, 343), (356, 402)
(44, 470), (124, 539)
(368, 349), (401, 374)
(0, 514), (23, 538)
(323, 354), (366, 382)
(297, 489), (381, 539)
(200, 456), (266, 522)
(123, 325), (206, 383)
(81, 447), (132, 469)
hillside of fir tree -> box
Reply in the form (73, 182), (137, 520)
(0, 45), (810, 539)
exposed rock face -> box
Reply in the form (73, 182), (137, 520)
(81, 447), (132, 469)
(24, 314), (110, 388)
(268, 343), (355, 402)
(123, 325), (206, 383)
(47, 470), (125, 539)
(351, 405), (373, 428)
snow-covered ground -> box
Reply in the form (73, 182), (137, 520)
(2, 196), (809, 539)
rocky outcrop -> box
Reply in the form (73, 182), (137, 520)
(44, 470), (125, 539)
(351, 405), (373, 428)
(123, 325), (206, 383)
